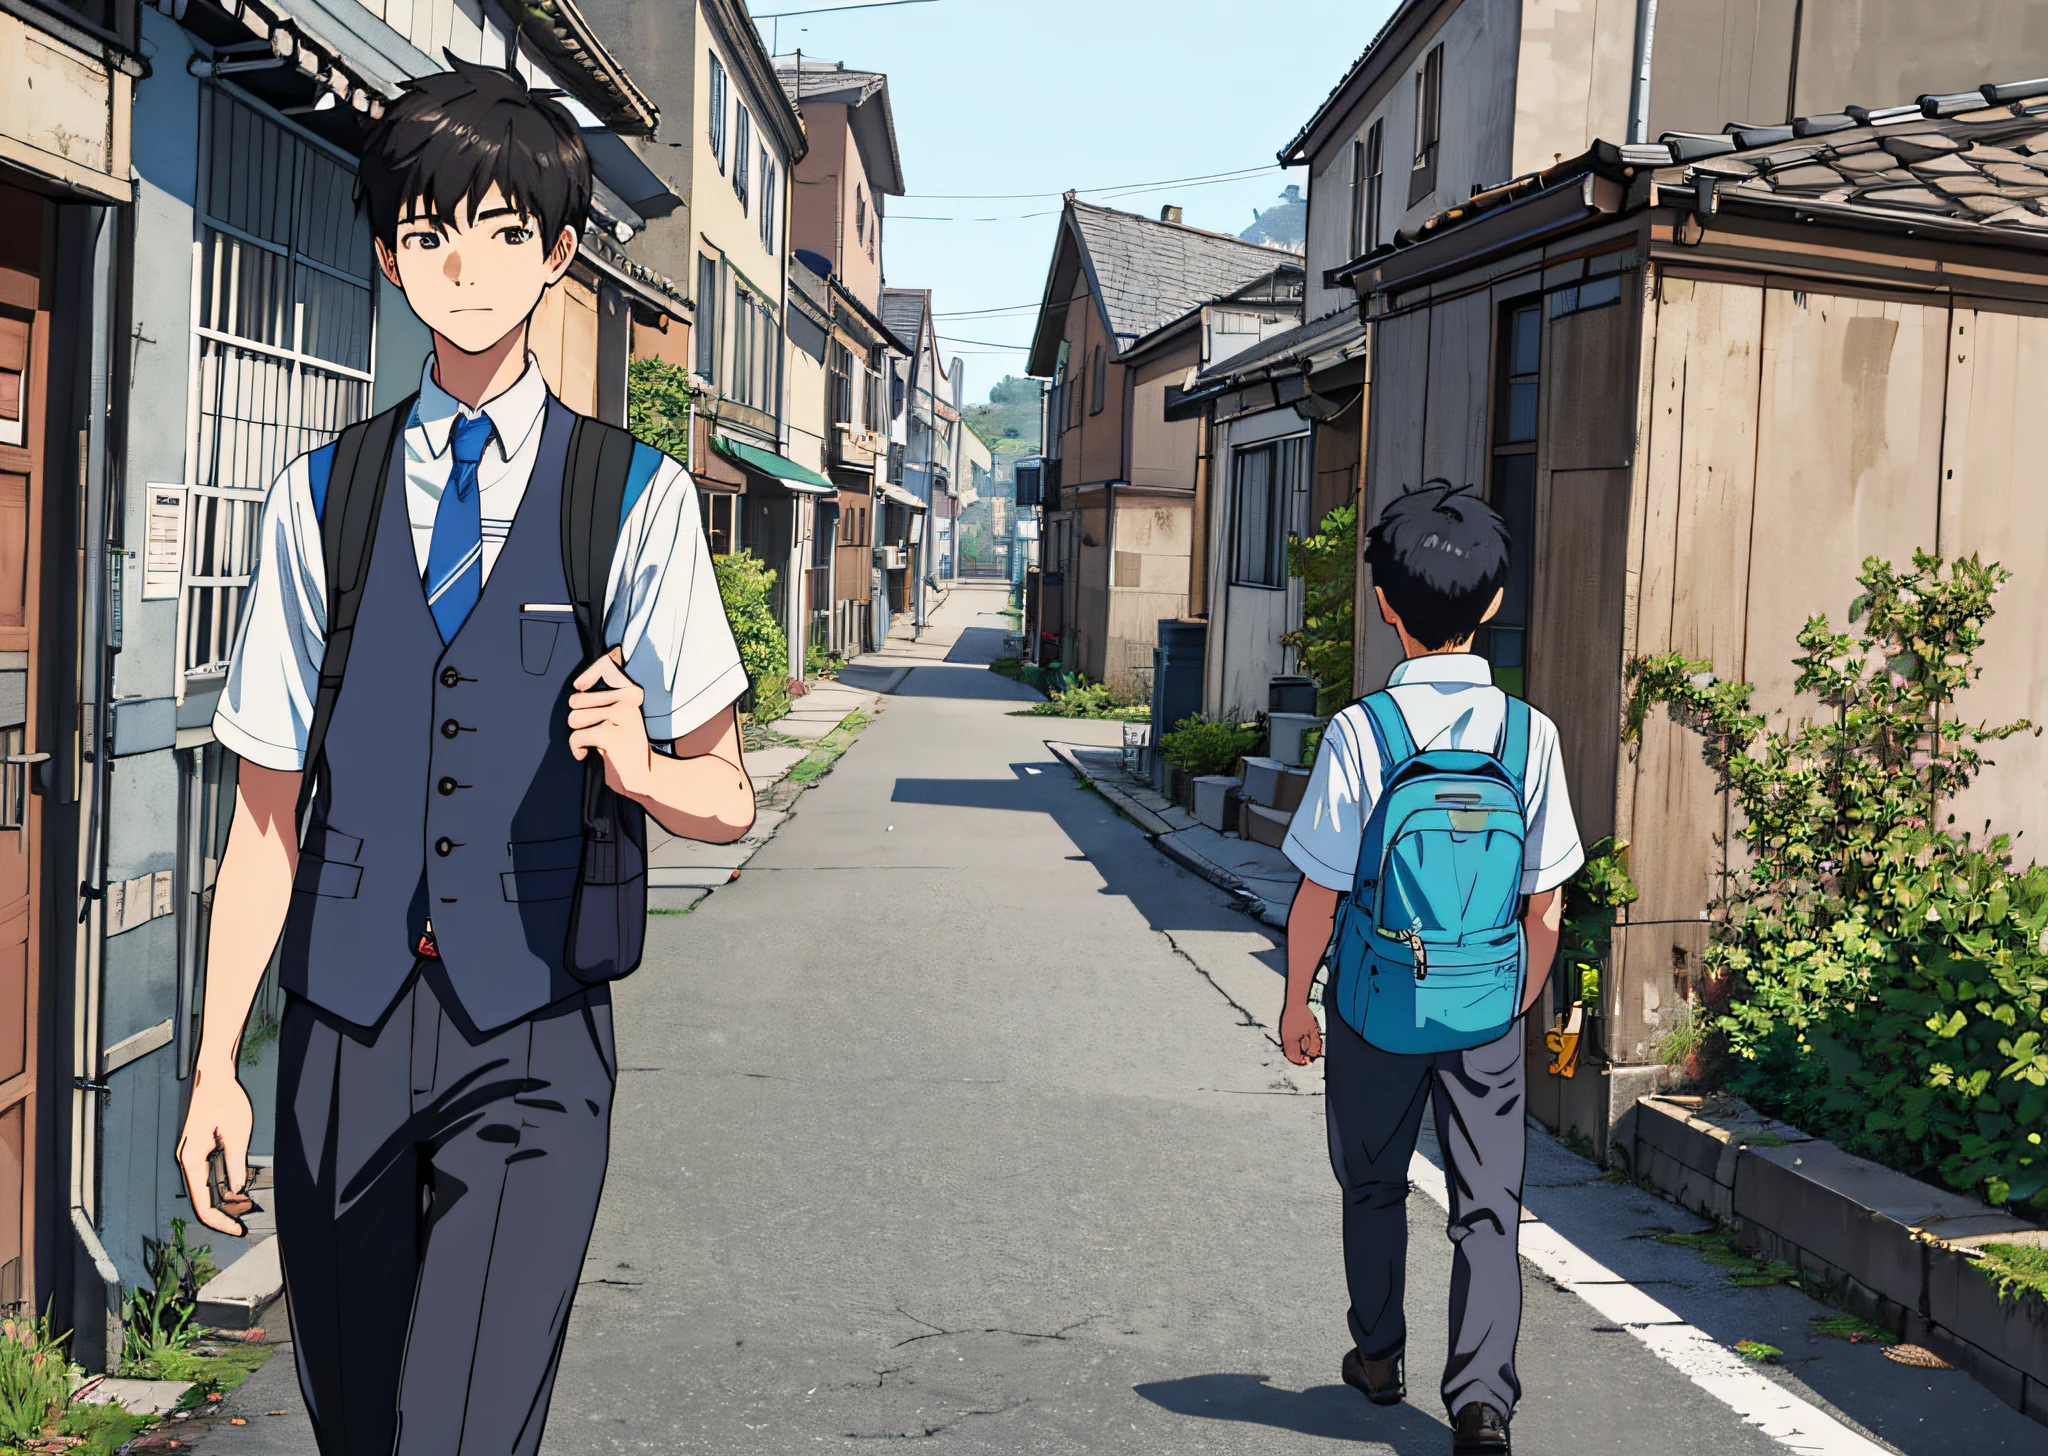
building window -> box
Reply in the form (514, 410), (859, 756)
(734, 106), (752, 210)
(829, 342), (853, 428)
(1089, 344), (1105, 415)
(701, 490), (736, 556)
(696, 255), (719, 382)
(1352, 120), (1384, 257)
(1486, 299), (1541, 695)
(732, 289), (753, 405)
(864, 348), (885, 429)
(1230, 435), (1307, 589)
(187, 87), (375, 681)
(760, 154), (777, 252)
(708, 53), (728, 173)
(855, 185), (867, 247)
(1410, 43), (1443, 207)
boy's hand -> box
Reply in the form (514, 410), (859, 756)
(176, 1064), (255, 1237)
(1279, 999), (1323, 1065)
(568, 649), (654, 797)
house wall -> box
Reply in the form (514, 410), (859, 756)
(1071, 492), (1110, 682)
(1644, 0), (1801, 139)
(1128, 340), (1200, 491)
(1792, 3), (2048, 121)
(1305, 0), (1521, 318)
(1105, 493), (1192, 696)
(1063, 271), (1126, 488)
(1510, 0), (1637, 174)
(788, 102), (883, 310)
(576, 0), (696, 284)
(529, 273), (602, 416)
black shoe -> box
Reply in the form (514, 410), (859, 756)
(1451, 1402), (1510, 1454)
(1341, 1346), (1405, 1406)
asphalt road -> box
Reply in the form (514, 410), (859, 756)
(201, 583), (2041, 1454)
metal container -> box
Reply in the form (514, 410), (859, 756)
(1268, 674), (1318, 717)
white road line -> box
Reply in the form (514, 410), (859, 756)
(1406, 1153), (1895, 1456)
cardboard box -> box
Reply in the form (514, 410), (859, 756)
(1274, 767), (1311, 815)
(1244, 802), (1293, 849)
(1193, 775), (1241, 834)
(1239, 756), (1288, 809)
(1268, 712), (1321, 767)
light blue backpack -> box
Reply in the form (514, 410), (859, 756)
(1330, 689), (1533, 1055)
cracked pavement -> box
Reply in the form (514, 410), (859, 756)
(192, 585), (2043, 1452)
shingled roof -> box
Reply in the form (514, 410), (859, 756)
(1027, 198), (1302, 375)
(773, 55), (906, 196)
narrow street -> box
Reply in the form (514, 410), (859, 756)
(195, 582), (2044, 1454)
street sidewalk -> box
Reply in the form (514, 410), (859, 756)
(1047, 739), (1302, 927)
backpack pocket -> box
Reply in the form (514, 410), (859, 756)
(1352, 928), (1524, 1056)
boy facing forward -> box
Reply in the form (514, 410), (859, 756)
(174, 61), (755, 1455)
(1278, 484), (1583, 1456)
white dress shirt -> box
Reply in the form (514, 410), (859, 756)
(1282, 653), (1585, 896)
(214, 355), (748, 771)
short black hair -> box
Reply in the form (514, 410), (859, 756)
(1362, 481), (1511, 650)
(355, 55), (591, 251)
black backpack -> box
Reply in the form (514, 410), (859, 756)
(297, 394), (648, 984)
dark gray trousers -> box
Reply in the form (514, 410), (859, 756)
(1323, 1003), (1526, 1418)
(275, 967), (616, 1456)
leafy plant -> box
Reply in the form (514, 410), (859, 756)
(1017, 675), (1150, 721)
(1280, 502), (1357, 716)
(121, 1219), (218, 1378)
(1625, 552), (2048, 1209)
(1809, 1311), (1897, 1344)
(0, 1310), (78, 1443)
(714, 550), (789, 724)
(1561, 838), (1639, 1009)
(1157, 716), (1260, 778)
(58, 1399), (154, 1455)
(625, 357), (692, 465)
(804, 644), (842, 679)
(1734, 1340), (1782, 1363)
(1657, 1000), (1709, 1071)
(1973, 1240), (2048, 1305)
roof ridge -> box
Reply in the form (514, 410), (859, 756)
(1067, 195), (1304, 256)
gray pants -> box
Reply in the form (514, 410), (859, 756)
(1324, 1004), (1526, 1417)
(275, 968), (616, 1456)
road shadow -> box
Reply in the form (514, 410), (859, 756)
(1134, 1374), (1445, 1449)
(890, 763), (1275, 941)
(891, 663), (1042, 701)
(944, 624), (1015, 665)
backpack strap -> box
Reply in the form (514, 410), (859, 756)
(1351, 690), (1417, 898)
(561, 419), (652, 845)
(1493, 693), (1532, 793)
(297, 395), (414, 825)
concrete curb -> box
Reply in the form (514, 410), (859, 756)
(1046, 741), (1175, 836)
(1629, 1094), (2048, 1425)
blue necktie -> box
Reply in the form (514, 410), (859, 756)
(425, 411), (494, 642)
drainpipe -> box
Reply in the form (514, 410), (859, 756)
(1627, 0), (1659, 145)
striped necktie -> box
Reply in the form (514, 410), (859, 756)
(425, 410), (494, 642)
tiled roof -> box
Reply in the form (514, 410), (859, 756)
(774, 56), (886, 106)
(1069, 199), (1302, 344)
(880, 287), (927, 343)
(1659, 94), (2048, 238)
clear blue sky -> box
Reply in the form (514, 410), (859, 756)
(752, 0), (1400, 402)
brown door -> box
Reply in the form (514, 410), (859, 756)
(0, 186), (49, 1312)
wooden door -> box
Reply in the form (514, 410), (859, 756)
(0, 187), (48, 1312)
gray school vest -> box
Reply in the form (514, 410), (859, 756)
(281, 398), (638, 1031)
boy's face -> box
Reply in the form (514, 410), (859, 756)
(375, 183), (576, 355)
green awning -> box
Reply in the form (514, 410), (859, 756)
(712, 435), (835, 493)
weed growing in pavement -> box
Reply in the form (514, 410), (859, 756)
(1734, 1340), (1782, 1363)
(785, 711), (872, 787)
(0, 1310), (79, 1444)
(1635, 1226), (1804, 1288)
(56, 1398), (154, 1454)
(1809, 1312), (1897, 1344)
(120, 1219), (216, 1378)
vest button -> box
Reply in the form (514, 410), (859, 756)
(435, 837), (454, 856)
(441, 718), (461, 739)
(441, 667), (461, 688)
(437, 777), (457, 796)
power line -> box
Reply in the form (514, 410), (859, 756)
(938, 333), (1032, 348)
(758, 0), (938, 18)
(889, 169), (1293, 223)
(904, 162), (1277, 201)
(933, 303), (1041, 318)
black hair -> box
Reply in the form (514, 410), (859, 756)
(355, 54), (591, 251)
(1362, 480), (1511, 650)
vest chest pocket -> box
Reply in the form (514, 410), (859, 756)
(520, 611), (569, 676)
(293, 856), (362, 899)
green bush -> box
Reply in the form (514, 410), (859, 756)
(625, 356), (692, 465)
(714, 549), (790, 724)
(1560, 837), (1639, 1008)
(1280, 501), (1357, 716)
(0, 1310), (78, 1443)
(1626, 552), (2048, 1209)
(1018, 677), (1150, 721)
(1158, 716), (1260, 778)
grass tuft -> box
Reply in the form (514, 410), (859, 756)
(1973, 1241), (2048, 1305)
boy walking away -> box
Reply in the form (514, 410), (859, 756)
(1277, 484), (1583, 1455)
(173, 60), (757, 1455)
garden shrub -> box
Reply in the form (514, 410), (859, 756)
(0, 1311), (77, 1444)
(714, 549), (790, 723)
(1280, 501), (1357, 716)
(1157, 716), (1260, 778)
(1560, 837), (1638, 1009)
(1625, 552), (2048, 1209)
(625, 357), (692, 465)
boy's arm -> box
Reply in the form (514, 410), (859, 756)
(567, 652), (754, 843)
(175, 763), (301, 1236)
(1279, 878), (1341, 1065)
(1519, 886), (1564, 1015)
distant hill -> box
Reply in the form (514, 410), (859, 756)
(1241, 184), (1305, 250)
(964, 376), (1042, 474)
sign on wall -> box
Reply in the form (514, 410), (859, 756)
(142, 485), (186, 600)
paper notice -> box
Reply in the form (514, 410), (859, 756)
(142, 486), (187, 600)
